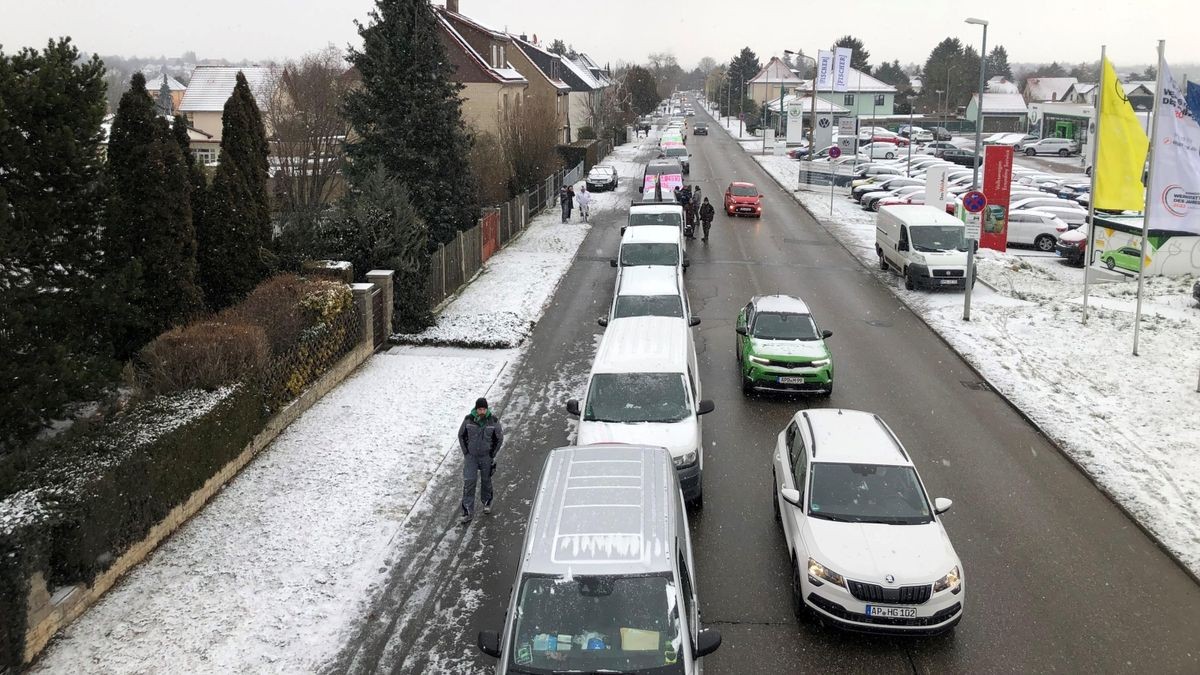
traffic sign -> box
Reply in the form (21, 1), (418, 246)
(828, 146), (842, 159)
(963, 190), (987, 214)
(964, 211), (982, 240)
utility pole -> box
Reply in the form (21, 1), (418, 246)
(963, 17), (988, 321)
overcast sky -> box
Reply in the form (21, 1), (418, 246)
(2, 0), (1195, 71)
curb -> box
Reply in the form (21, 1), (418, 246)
(743, 146), (1200, 586)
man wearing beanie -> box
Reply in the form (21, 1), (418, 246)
(457, 396), (504, 524)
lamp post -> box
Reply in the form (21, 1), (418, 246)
(963, 17), (988, 321)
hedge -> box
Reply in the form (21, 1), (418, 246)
(0, 274), (361, 671)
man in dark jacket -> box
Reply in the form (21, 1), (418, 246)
(458, 397), (504, 524)
(699, 198), (715, 242)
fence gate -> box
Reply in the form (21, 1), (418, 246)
(371, 287), (386, 349)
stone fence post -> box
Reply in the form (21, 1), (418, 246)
(366, 270), (395, 335)
(351, 282), (376, 348)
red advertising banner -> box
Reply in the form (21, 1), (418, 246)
(980, 145), (1014, 252)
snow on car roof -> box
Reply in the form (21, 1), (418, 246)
(754, 294), (811, 315)
(617, 265), (681, 298)
(630, 203), (684, 214)
(801, 409), (911, 466)
(621, 225), (680, 244)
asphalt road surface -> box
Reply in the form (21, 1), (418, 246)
(328, 108), (1200, 675)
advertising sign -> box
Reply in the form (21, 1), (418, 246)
(786, 102), (806, 144)
(814, 114), (834, 150)
(815, 50), (834, 90)
(924, 165), (949, 208)
(1147, 63), (1200, 233)
(836, 117), (858, 156)
(833, 48), (853, 92)
(643, 174), (657, 194)
(981, 145), (1014, 251)
(659, 172), (684, 195)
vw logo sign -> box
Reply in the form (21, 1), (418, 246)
(885, 574), (895, 584)
(819, 117), (831, 128)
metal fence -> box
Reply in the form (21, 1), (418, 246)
(426, 161), (584, 307)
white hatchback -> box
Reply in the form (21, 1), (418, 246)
(772, 409), (964, 634)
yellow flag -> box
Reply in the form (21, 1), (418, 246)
(1094, 57), (1149, 211)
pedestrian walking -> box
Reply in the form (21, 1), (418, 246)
(699, 197), (715, 242)
(576, 185), (592, 222)
(566, 185), (576, 221)
(559, 186), (571, 223)
(458, 397), (503, 524)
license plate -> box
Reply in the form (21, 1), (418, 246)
(777, 376), (807, 384)
(940, 279), (958, 285)
(867, 605), (917, 618)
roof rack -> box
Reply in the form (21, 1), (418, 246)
(802, 411), (817, 457)
(873, 414), (909, 461)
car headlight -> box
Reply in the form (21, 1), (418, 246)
(747, 354), (770, 365)
(672, 450), (698, 468)
(807, 558), (846, 588)
(933, 566), (961, 594)
(809, 358), (831, 367)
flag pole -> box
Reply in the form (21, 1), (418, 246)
(1133, 39), (1167, 356)
(1081, 45), (1106, 325)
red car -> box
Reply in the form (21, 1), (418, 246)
(867, 135), (910, 147)
(725, 182), (763, 217)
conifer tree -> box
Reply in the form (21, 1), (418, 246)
(103, 72), (202, 358)
(197, 71), (272, 309)
(0, 39), (114, 447)
(344, 0), (479, 247)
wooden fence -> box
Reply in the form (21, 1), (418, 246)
(426, 161), (584, 307)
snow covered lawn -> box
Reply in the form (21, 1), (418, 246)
(743, 133), (1200, 576)
(32, 142), (645, 674)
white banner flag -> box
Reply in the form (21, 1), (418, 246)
(925, 165), (950, 207)
(833, 48), (853, 92)
(1147, 62), (1200, 234)
(815, 50), (834, 90)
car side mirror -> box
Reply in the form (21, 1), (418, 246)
(934, 497), (953, 515)
(898, 241), (909, 251)
(681, 260), (690, 269)
(478, 630), (501, 658)
(735, 325), (748, 336)
(694, 627), (722, 658)
(821, 329), (833, 339)
(566, 399), (581, 417)
(689, 316), (701, 327)
(609, 258), (618, 268)
(780, 487), (803, 507)
(597, 317), (609, 327)
(696, 399), (715, 415)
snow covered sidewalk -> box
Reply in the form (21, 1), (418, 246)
(32, 142), (645, 674)
(747, 143), (1200, 577)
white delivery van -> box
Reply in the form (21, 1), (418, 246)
(476, 444), (721, 673)
(626, 202), (686, 234)
(599, 264), (698, 328)
(566, 316), (714, 506)
(876, 205), (971, 291)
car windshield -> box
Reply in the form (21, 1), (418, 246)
(584, 373), (690, 423)
(751, 312), (819, 340)
(509, 575), (684, 675)
(730, 185), (757, 197)
(910, 226), (965, 252)
(808, 463), (933, 525)
(614, 295), (684, 319)
(589, 169), (612, 179)
(663, 147), (688, 158)
(620, 243), (679, 267)
(694, 123), (707, 129)
(629, 212), (683, 227)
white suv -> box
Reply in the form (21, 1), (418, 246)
(1023, 138), (1080, 157)
(771, 408), (964, 634)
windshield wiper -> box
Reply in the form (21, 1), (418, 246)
(807, 511), (853, 522)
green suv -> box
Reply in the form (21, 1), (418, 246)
(735, 295), (833, 396)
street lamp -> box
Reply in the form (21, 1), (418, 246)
(963, 16), (988, 321)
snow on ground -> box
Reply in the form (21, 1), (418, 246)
(735, 128), (1200, 576)
(33, 142), (645, 674)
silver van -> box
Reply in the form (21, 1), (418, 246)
(478, 444), (721, 673)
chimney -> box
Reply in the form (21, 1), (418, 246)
(446, 0), (459, 12)
(519, 33), (528, 42)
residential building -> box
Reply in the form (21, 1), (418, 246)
(986, 76), (1019, 94)
(144, 70), (187, 112)
(557, 54), (607, 141)
(748, 57), (805, 110)
(1022, 76), (1078, 103)
(965, 92), (1029, 132)
(511, 35), (573, 143)
(1061, 81), (1156, 112)
(434, 2), (528, 138)
(177, 65), (275, 162)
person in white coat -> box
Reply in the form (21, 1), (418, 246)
(575, 184), (593, 222)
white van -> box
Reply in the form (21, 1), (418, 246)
(477, 444), (722, 673)
(876, 205), (971, 291)
(626, 202), (685, 234)
(612, 225), (688, 276)
(567, 316), (714, 506)
(599, 264), (698, 328)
